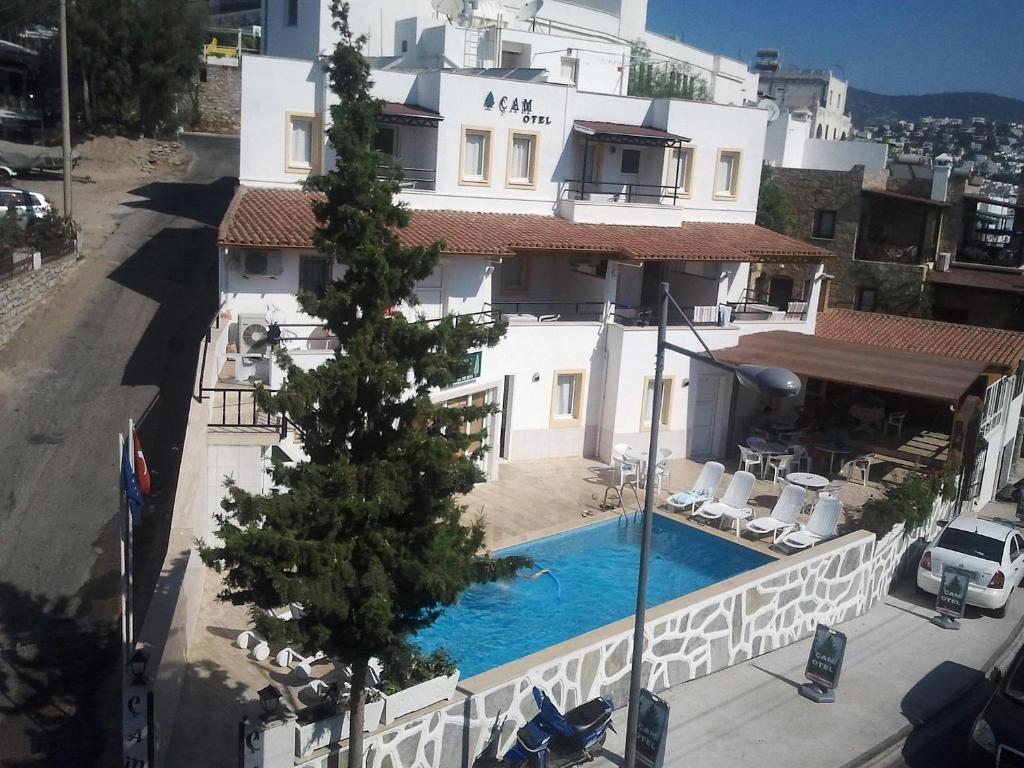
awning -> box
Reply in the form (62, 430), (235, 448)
(573, 120), (688, 147)
(861, 189), (951, 208)
(929, 267), (1024, 296)
(714, 331), (986, 403)
(378, 101), (443, 126)
(963, 193), (1024, 212)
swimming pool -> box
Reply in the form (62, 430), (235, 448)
(412, 515), (775, 679)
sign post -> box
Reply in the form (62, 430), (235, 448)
(634, 689), (670, 768)
(799, 624), (847, 704)
(930, 565), (972, 630)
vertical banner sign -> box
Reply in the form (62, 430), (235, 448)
(936, 566), (972, 618)
(123, 686), (152, 767)
(635, 689), (670, 768)
(805, 624), (847, 691)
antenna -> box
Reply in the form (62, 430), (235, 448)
(431, 0), (465, 21)
(516, 0), (544, 21)
(757, 98), (781, 123)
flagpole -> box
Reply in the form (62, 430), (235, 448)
(118, 433), (128, 654)
(126, 419), (135, 648)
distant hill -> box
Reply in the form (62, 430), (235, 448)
(846, 88), (1024, 127)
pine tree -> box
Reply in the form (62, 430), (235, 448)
(200, 3), (510, 766)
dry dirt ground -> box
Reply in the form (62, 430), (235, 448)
(17, 135), (192, 257)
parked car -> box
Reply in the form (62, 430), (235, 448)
(967, 641), (1024, 766)
(916, 516), (1024, 617)
(0, 187), (52, 228)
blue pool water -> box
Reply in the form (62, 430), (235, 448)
(412, 516), (774, 678)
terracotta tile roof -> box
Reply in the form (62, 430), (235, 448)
(928, 267), (1024, 295)
(217, 186), (828, 263)
(816, 308), (1024, 370)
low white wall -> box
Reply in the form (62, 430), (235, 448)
(801, 138), (888, 172)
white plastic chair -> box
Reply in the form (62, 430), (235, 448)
(738, 445), (762, 476)
(788, 444), (812, 472)
(767, 453), (794, 485)
(778, 495), (843, 550)
(845, 454), (879, 486)
(652, 448), (673, 493)
(667, 461), (725, 515)
(745, 484), (804, 542)
(236, 629), (270, 662)
(694, 471), (756, 537)
(612, 443), (639, 487)
(884, 411), (907, 440)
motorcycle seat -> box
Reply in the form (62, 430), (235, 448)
(564, 698), (610, 736)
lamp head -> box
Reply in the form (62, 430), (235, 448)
(735, 364), (801, 398)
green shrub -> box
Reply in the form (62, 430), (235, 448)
(28, 213), (78, 259)
(470, 554), (534, 582)
(859, 469), (952, 536)
(377, 648), (457, 695)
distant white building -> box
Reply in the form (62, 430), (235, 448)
(753, 50), (852, 143)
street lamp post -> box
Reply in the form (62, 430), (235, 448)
(622, 283), (800, 768)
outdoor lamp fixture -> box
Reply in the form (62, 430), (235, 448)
(128, 647), (149, 686)
(258, 685), (282, 722)
(622, 282), (800, 768)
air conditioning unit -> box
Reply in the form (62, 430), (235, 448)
(935, 252), (952, 272)
(232, 249), (283, 277)
(238, 314), (271, 356)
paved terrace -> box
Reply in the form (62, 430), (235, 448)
(166, 456), (886, 767)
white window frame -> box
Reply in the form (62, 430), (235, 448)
(664, 145), (695, 198)
(459, 125), (494, 186)
(641, 375), (674, 431)
(505, 129), (539, 189)
(713, 148), (742, 200)
(550, 370), (585, 426)
(285, 112), (317, 173)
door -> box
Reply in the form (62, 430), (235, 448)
(768, 276), (794, 310)
(690, 375), (722, 457)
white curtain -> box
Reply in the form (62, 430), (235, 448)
(644, 379), (656, 423)
(464, 132), (486, 178)
(556, 375), (575, 416)
(291, 119), (312, 165)
(717, 153), (735, 194)
(673, 148), (691, 190)
(511, 136), (532, 182)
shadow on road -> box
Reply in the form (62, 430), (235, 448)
(124, 178), (238, 227)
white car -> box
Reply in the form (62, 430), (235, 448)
(917, 516), (1024, 617)
(0, 187), (52, 227)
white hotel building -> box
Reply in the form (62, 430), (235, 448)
(215, 0), (829, 479)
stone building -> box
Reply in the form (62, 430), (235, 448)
(195, 58), (242, 134)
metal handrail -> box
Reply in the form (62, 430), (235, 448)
(563, 178), (681, 205)
(486, 300), (605, 320)
(199, 385), (286, 433)
(377, 164), (437, 191)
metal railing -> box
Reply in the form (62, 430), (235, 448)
(378, 164), (437, 191)
(955, 243), (1024, 269)
(200, 386), (284, 432)
(486, 300), (605, 321)
(563, 179), (682, 205)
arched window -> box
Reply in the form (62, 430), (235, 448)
(841, 131), (847, 141)
(816, 124), (823, 139)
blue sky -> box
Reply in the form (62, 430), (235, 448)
(645, 0), (1024, 100)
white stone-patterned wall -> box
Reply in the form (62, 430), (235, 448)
(263, 531), (876, 768)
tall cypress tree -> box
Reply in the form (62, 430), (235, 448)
(200, 3), (509, 765)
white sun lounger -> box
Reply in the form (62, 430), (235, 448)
(694, 471), (756, 537)
(778, 495), (843, 550)
(667, 461), (725, 515)
(745, 483), (804, 542)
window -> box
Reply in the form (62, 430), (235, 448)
(816, 124), (824, 139)
(401, 40), (408, 53)
(460, 127), (492, 185)
(935, 527), (1004, 563)
(551, 371), (584, 424)
(641, 375), (674, 430)
(286, 113), (315, 171)
(560, 57), (579, 84)
(855, 287), (877, 312)
(506, 131), (538, 188)
(286, 0), (298, 26)
(374, 126), (396, 158)
(499, 257), (527, 292)
(813, 209), (837, 239)
(621, 149), (641, 175)
(714, 149), (741, 199)
(666, 146), (694, 197)
(299, 256), (330, 296)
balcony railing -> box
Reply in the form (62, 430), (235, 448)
(563, 179), (681, 205)
(378, 164), (436, 191)
(487, 301), (606, 322)
(955, 242), (1024, 270)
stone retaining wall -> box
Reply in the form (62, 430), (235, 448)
(0, 252), (78, 347)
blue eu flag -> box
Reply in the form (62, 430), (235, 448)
(122, 441), (144, 528)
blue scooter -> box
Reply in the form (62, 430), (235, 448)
(496, 687), (615, 768)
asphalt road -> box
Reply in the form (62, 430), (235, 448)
(0, 134), (238, 767)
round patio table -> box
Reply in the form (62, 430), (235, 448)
(784, 472), (830, 491)
(816, 442), (854, 474)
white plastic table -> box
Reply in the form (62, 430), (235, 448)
(784, 472), (830, 490)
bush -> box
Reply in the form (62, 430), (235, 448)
(859, 468), (954, 536)
(378, 648), (457, 695)
(28, 213), (78, 260)
(470, 554), (534, 582)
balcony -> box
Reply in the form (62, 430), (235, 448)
(953, 195), (1024, 271)
(374, 101), (441, 192)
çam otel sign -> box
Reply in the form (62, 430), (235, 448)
(484, 91), (553, 125)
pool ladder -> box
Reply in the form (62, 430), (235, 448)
(599, 481), (643, 522)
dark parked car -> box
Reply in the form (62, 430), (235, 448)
(968, 642), (1024, 766)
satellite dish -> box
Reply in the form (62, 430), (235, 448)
(757, 98), (781, 123)
(516, 0), (544, 21)
(431, 0), (465, 20)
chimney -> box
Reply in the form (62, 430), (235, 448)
(931, 153), (953, 202)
